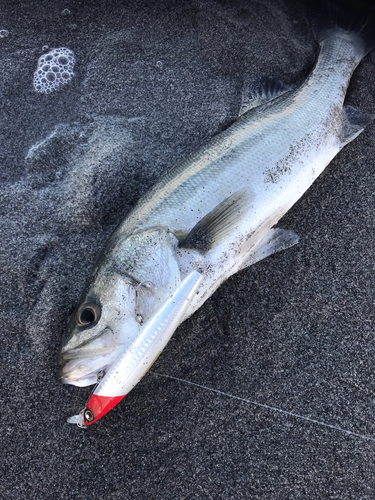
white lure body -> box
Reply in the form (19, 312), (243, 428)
(95, 270), (203, 398)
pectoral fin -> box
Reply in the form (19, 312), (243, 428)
(179, 188), (253, 254)
(240, 227), (299, 270)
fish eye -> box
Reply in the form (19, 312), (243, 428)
(75, 303), (100, 327)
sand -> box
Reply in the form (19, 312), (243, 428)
(1, 1), (374, 498)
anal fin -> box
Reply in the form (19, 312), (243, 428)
(341, 105), (374, 146)
(179, 188), (253, 255)
(240, 227), (299, 270)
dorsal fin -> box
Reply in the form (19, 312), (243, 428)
(178, 188), (253, 254)
(239, 77), (294, 116)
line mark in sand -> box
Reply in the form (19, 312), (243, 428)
(151, 371), (375, 443)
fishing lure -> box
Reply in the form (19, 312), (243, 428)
(68, 271), (203, 426)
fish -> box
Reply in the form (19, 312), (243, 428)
(60, 0), (375, 420)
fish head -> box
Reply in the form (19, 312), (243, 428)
(60, 227), (181, 386)
(60, 267), (144, 386)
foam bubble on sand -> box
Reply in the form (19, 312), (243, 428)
(33, 47), (75, 94)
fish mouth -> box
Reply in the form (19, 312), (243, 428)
(59, 327), (119, 387)
(60, 355), (114, 387)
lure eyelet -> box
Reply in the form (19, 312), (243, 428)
(84, 409), (94, 422)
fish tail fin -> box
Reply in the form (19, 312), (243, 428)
(308, 0), (375, 58)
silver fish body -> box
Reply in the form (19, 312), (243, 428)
(60, 28), (373, 387)
(116, 33), (367, 308)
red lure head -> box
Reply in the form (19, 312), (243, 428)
(83, 394), (126, 425)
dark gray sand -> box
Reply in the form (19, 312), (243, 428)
(1, 1), (374, 498)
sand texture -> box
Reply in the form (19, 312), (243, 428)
(1, 1), (374, 498)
